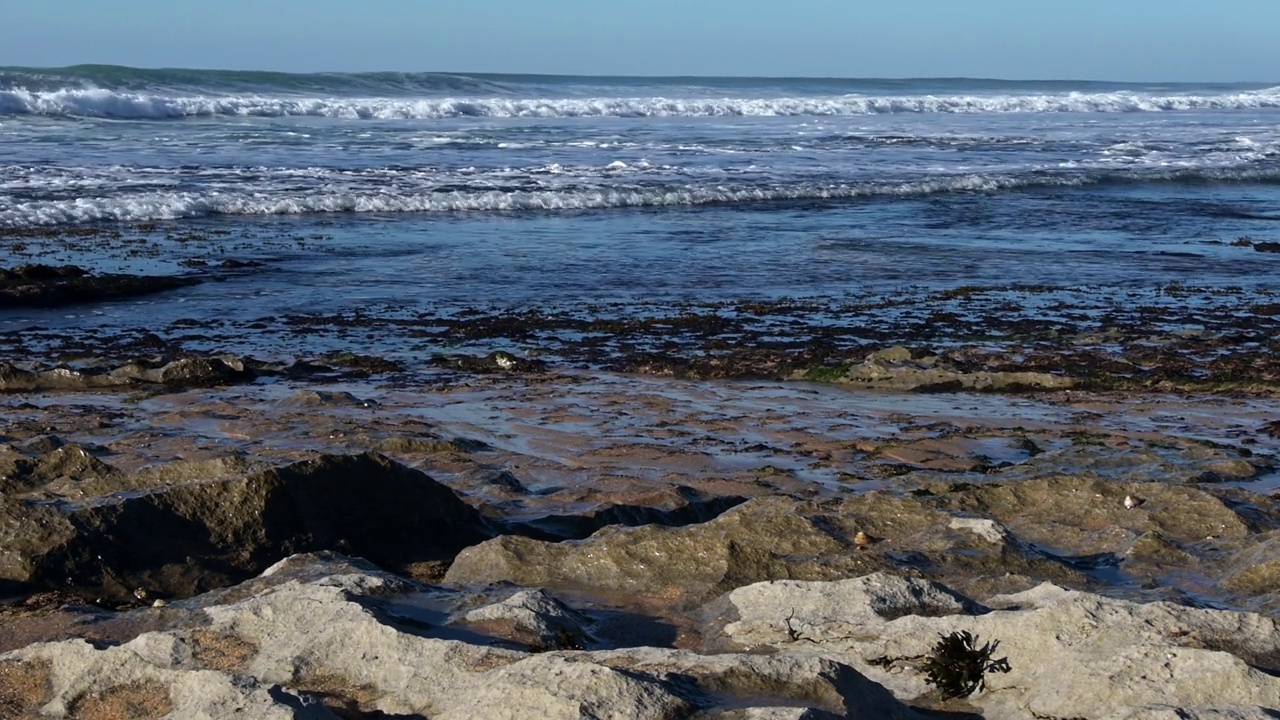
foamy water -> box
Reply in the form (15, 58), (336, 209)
(1, 65), (1279, 332)
(1, 67), (1279, 227)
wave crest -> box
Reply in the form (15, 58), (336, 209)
(4, 87), (1280, 120)
(4, 167), (1279, 227)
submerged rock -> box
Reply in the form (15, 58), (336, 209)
(0, 355), (254, 392)
(795, 346), (1075, 391)
(431, 350), (549, 374)
(0, 264), (200, 308)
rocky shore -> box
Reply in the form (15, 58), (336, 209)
(4, 252), (1280, 718)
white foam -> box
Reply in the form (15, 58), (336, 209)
(6, 165), (1279, 228)
(4, 87), (1280, 120)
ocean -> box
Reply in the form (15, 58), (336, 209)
(2, 65), (1280, 356)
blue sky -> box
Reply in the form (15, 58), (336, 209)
(6, 0), (1279, 81)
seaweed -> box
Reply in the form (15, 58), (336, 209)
(922, 630), (1011, 699)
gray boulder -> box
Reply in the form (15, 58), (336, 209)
(709, 576), (1280, 719)
(460, 588), (593, 649)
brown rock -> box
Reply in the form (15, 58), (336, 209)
(0, 453), (493, 601)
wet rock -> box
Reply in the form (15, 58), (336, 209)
(432, 350), (549, 373)
(281, 389), (370, 407)
(127, 355), (252, 385)
(0, 264), (88, 281)
(0, 264), (200, 308)
(796, 346), (1075, 391)
(484, 470), (531, 493)
(459, 588), (593, 649)
(0, 453), (493, 601)
(0, 355), (255, 392)
(943, 475), (1256, 554)
(444, 494), (1100, 606)
(378, 435), (493, 455)
(996, 439), (1276, 485)
(510, 494), (749, 541)
(0, 444), (120, 497)
(315, 351), (403, 375)
(448, 478), (1280, 610)
(1221, 533), (1280, 596)
(583, 648), (920, 719)
(15, 435), (67, 454)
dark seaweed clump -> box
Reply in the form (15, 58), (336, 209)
(922, 631), (1011, 699)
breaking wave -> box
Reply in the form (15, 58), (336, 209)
(3, 87), (1280, 120)
(4, 166), (1278, 227)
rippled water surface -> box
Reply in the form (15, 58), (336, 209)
(3, 66), (1280, 341)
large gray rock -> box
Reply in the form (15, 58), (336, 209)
(10, 553), (1280, 718)
(3, 638), (332, 718)
(705, 573), (978, 649)
(433, 654), (693, 720)
(709, 576), (1280, 720)
(0, 555), (926, 719)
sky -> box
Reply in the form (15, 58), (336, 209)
(4, 0), (1279, 82)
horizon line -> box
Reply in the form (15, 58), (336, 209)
(5, 63), (1276, 87)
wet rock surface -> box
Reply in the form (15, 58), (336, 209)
(6, 256), (1280, 716)
(445, 476), (1280, 612)
(0, 264), (200, 308)
(797, 345), (1076, 391)
(0, 354), (409, 392)
(7, 280), (1280, 394)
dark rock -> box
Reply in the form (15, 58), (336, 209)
(15, 435), (67, 454)
(792, 346), (1074, 391)
(317, 352), (403, 375)
(378, 436), (492, 455)
(0, 355), (255, 392)
(509, 494), (749, 541)
(281, 390), (368, 408)
(0, 264), (200, 308)
(431, 351), (548, 374)
(0, 453), (494, 601)
(0, 265), (88, 281)
(0, 445), (121, 496)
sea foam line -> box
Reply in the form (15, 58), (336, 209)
(3, 87), (1280, 120)
(4, 166), (1279, 227)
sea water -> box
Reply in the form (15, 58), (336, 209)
(2, 65), (1279, 343)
